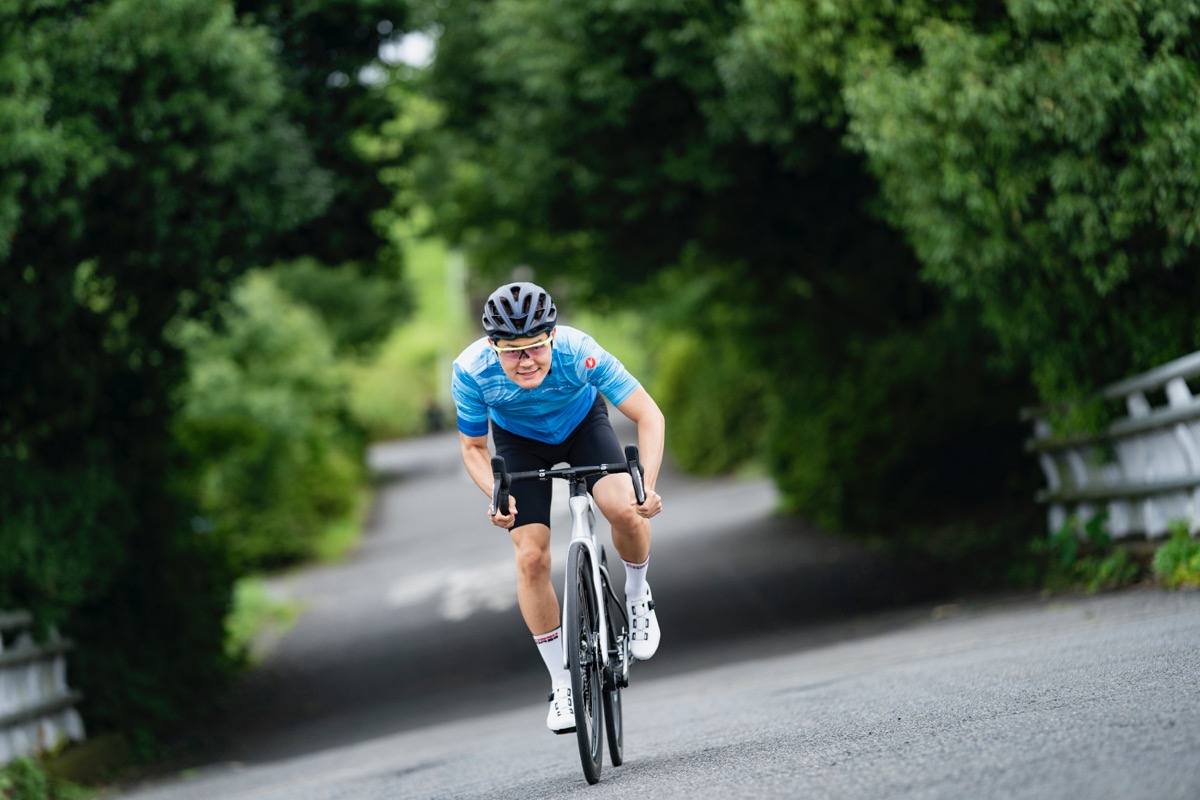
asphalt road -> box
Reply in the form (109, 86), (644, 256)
(106, 429), (1200, 799)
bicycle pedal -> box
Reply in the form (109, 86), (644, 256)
(553, 726), (577, 735)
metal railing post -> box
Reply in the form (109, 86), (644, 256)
(1025, 349), (1200, 540)
(0, 612), (86, 767)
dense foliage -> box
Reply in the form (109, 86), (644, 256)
(414, 0), (1200, 556)
(173, 272), (361, 571)
(417, 0), (1039, 550)
(749, 0), (1200, 399)
(0, 0), (411, 745)
(232, 0), (413, 268)
(0, 0), (327, 739)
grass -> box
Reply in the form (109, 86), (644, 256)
(225, 576), (303, 665)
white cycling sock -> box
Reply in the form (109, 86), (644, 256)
(534, 628), (570, 688)
(624, 557), (649, 601)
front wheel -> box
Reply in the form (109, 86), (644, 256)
(566, 544), (604, 784)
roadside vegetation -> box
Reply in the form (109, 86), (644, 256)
(1151, 523), (1200, 589)
(3, 0), (1200, 785)
(1022, 516), (1200, 596)
(1032, 515), (1144, 595)
(0, 758), (90, 800)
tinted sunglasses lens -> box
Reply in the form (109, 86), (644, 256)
(495, 337), (551, 360)
(500, 343), (541, 361)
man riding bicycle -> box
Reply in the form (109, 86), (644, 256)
(452, 281), (665, 733)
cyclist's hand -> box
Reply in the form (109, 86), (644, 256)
(633, 488), (662, 519)
(489, 495), (518, 529)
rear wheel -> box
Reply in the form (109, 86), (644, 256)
(602, 571), (624, 767)
(566, 545), (603, 784)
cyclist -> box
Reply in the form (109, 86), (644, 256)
(452, 281), (665, 733)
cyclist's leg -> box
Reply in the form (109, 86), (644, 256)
(562, 399), (660, 659)
(592, 474), (649, 563)
(510, 522), (557, 632)
(564, 397), (650, 566)
(492, 423), (577, 716)
(493, 422), (559, 634)
(592, 479), (660, 661)
(516, 521), (576, 732)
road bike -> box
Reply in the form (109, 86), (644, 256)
(491, 445), (646, 785)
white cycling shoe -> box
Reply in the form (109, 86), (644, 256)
(547, 685), (576, 734)
(627, 586), (661, 661)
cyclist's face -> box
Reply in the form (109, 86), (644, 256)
(491, 330), (554, 389)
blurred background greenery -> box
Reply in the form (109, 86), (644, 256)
(3, 0), (1199, 764)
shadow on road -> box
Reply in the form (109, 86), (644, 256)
(173, 433), (953, 772)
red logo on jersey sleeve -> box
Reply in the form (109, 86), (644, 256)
(585, 356), (597, 369)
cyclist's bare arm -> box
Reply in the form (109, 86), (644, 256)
(614, 387), (665, 517)
(459, 432), (518, 527)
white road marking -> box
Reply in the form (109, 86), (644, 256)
(384, 572), (447, 608)
(385, 560), (517, 621)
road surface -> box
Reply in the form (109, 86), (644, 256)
(107, 430), (1200, 799)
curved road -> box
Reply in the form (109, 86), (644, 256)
(109, 428), (1200, 799)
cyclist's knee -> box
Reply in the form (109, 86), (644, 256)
(603, 503), (646, 537)
(512, 525), (552, 580)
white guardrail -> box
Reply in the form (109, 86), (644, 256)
(1025, 350), (1200, 539)
(0, 610), (85, 766)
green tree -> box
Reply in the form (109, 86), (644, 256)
(273, 258), (412, 355)
(233, 0), (416, 269)
(418, 0), (1036, 549)
(747, 0), (1200, 402)
(1, 0), (329, 740)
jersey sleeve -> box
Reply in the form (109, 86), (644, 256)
(575, 333), (640, 406)
(451, 363), (490, 437)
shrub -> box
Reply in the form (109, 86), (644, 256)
(273, 258), (411, 356)
(347, 323), (453, 440)
(652, 331), (767, 475)
(0, 758), (88, 800)
(1152, 522), (1200, 589)
(172, 272), (362, 571)
(1034, 513), (1143, 593)
(763, 312), (1036, 543)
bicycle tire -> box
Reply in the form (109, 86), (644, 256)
(597, 546), (624, 767)
(566, 544), (604, 784)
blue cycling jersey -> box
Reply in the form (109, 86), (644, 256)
(451, 325), (640, 444)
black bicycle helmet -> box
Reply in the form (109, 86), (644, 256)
(481, 282), (558, 338)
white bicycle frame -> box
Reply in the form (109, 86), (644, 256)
(490, 451), (643, 689)
(561, 492), (611, 672)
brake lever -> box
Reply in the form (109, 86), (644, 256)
(491, 456), (511, 516)
(624, 444), (646, 506)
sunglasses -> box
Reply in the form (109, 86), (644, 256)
(492, 334), (554, 362)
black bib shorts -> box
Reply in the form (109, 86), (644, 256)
(491, 393), (626, 530)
